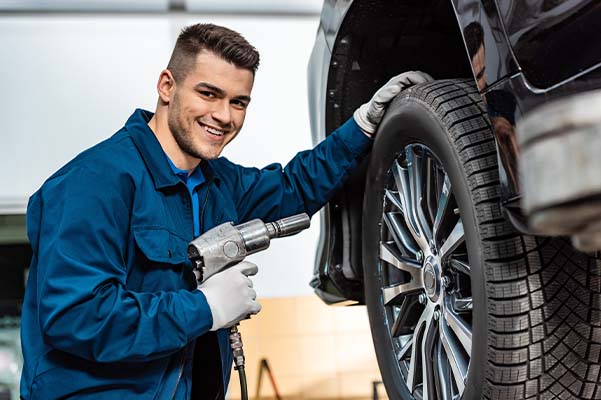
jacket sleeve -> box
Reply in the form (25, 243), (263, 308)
(29, 166), (212, 363)
(226, 117), (372, 221)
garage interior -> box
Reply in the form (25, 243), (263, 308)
(0, 1), (387, 399)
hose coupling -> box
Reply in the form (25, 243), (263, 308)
(230, 325), (245, 370)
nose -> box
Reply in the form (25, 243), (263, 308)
(211, 99), (232, 127)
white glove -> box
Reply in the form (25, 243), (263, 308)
(353, 71), (434, 135)
(198, 261), (262, 331)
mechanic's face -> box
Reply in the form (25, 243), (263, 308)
(167, 50), (254, 161)
(472, 44), (486, 92)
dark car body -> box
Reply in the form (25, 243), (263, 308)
(308, 0), (601, 304)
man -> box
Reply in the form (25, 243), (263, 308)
(20, 23), (430, 399)
(464, 21), (486, 92)
(464, 20), (520, 188)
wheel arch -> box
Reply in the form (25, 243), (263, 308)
(324, 0), (474, 293)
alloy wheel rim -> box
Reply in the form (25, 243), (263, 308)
(378, 144), (473, 400)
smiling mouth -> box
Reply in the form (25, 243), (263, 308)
(198, 121), (228, 138)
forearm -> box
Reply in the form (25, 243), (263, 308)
(41, 283), (212, 363)
(236, 117), (372, 221)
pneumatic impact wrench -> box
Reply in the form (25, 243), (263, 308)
(187, 213), (311, 400)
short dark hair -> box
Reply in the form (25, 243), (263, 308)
(464, 22), (484, 60)
(167, 23), (260, 81)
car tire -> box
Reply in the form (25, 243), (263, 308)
(362, 79), (601, 399)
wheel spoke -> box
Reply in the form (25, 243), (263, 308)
(392, 159), (410, 212)
(383, 212), (419, 256)
(385, 189), (404, 213)
(452, 295), (473, 312)
(380, 242), (422, 274)
(393, 159), (428, 252)
(420, 310), (438, 400)
(444, 305), (472, 354)
(406, 306), (433, 391)
(440, 317), (468, 393)
(391, 296), (419, 337)
(425, 156), (437, 224)
(439, 220), (465, 260)
(433, 174), (452, 243)
(396, 334), (413, 361)
(406, 344), (418, 390)
(407, 148), (433, 245)
(382, 282), (423, 305)
(380, 243), (423, 305)
(435, 343), (453, 400)
(449, 257), (470, 276)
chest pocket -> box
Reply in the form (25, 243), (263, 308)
(132, 226), (193, 291)
(134, 226), (188, 264)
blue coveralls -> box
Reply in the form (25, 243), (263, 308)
(20, 109), (372, 399)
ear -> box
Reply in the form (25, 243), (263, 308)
(157, 69), (176, 104)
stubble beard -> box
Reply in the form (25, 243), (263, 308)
(167, 93), (219, 161)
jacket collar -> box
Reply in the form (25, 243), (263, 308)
(126, 109), (219, 189)
(127, 109), (179, 189)
(200, 159), (219, 186)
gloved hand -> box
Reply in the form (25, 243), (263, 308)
(353, 71), (434, 136)
(198, 261), (261, 331)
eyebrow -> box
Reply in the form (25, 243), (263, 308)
(194, 82), (251, 103)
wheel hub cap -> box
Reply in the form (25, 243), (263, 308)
(423, 256), (441, 302)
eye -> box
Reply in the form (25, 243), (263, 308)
(198, 90), (216, 98)
(231, 99), (248, 110)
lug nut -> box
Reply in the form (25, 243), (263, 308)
(416, 251), (424, 262)
(433, 310), (440, 321)
(418, 294), (427, 304)
(441, 276), (451, 288)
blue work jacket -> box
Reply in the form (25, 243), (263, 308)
(20, 109), (371, 399)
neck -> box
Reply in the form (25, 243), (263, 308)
(148, 108), (200, 172)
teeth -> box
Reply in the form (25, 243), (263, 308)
(204, 125), (225, 136)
